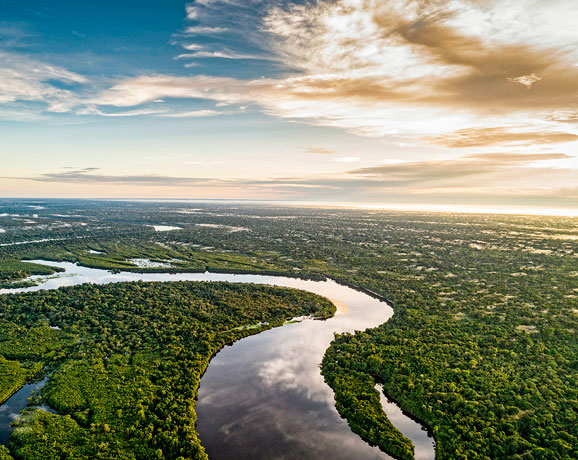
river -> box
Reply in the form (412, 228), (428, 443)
(0, 261), (435, 459)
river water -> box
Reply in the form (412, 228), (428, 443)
(0, 261), (435, 459)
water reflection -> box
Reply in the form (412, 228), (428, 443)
(377, 385), (435, 460)
(0, 378), (49, 445)
(195, 276), (430, 460)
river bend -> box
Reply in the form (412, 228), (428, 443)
(0, 261), (435, 460)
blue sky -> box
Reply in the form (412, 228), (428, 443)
(1, 0), (577, 212)
(0, 0), (288, 81)
(2, 1), (194, 75)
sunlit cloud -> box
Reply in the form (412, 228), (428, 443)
(349, 152), (574, 183)
(82, 0), (578, 146)
(424, 127), (578, 148)
(508, 74), (542, 89)
(5, 0), (578, 147)
(305, 147), (335, 155)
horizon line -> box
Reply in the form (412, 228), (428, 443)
(1, 197), (577, 218)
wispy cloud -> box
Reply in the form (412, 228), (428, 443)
(349, 153), (574, 184)
(305, 147), (335, 155)
(183, 25), (229, 34)
(160, 109), (227, 118)
(185, 4), (200, 20)
(0, 22), (34, 49)
(424, 127), (578, 148)
(177, 49), (274, 60)
(21, 168), (220, 187)
(77, 107), (168, 117)
(0, 52), (87, 113)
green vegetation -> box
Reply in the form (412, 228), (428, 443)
(0, 445), (14, 460)
(0, 358), (29, 405)
(0, 323), (66, 404)
(323, 368), (414, 459)
(16, 240), (290, 278)
(1, 200), (577, 459)
(0, 259), (61, 289)
(0, 280), (334, 459)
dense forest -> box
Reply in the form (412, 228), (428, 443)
(0, 199), (577, 459)
(0, 278), (334, 459)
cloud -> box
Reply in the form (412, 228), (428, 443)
(3, 0), (578, 160)
(10, 152), (575, 208)
(160, 109), (226, 118)
(182, 43), (203, 51)
(21, 168), (220, 187)
(346, 153), (576, 193)
(81, 0), (578, 141)
(77, 107), (168, 117)
(185, 4), (200, 20)
(508, 74), (542, 88)
(177, 49), (274, 60)
(424, 127), (578, 148)
(0, 52), (87, 112)
(88, 75), (245, 107)
(305, 147), (335, 155)
(0, 22), (34, 48)
(545, 110), (578, 123)
(183, 26), (229, 34)
(465, 153), (571, 163)
(10, 168), (328, 192)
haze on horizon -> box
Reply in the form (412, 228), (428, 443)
(0, 0), (577, 213)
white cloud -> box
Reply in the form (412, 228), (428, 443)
(161, 109), (225, 118)
(446, 0), (578, 57)
(177, 50), (273, 60)
(508, 74), (542, 88)
(0, 52), (87, 112)
(185, 4), (199, 19)
(89, 75), (253, 107)
(184, 26), (229, 34)
(182, 43), (203, 51)
(77, 107), (168, 117)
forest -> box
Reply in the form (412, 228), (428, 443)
(0, 199), (577, 459)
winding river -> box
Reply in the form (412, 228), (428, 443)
(0, 261), (435, 459)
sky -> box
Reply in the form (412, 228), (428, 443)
(0, 0), (577, 212)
